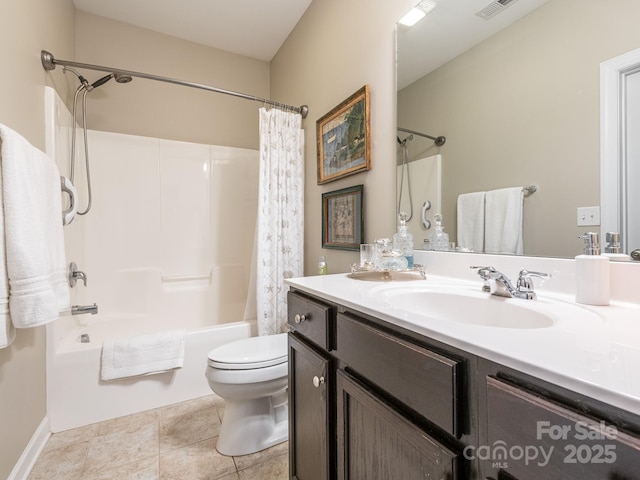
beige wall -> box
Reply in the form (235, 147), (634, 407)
(398, 0), (640, 258)
(0, 0), (75, 477)
(75, 11), (270, 150)
(271, 0), (417, 275)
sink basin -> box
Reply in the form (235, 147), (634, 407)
(374, 285), (560, 329)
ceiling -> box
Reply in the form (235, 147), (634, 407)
(73, 0), (313, 61)
(73, 0), (550, 82)
(397, 0), (551, 89)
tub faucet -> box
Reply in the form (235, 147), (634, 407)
(72, 303), (98, 315)
(69, 262), (87, 287)
(470, 266), (550, 300)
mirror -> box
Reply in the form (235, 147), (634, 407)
(396, 0), (640, 258)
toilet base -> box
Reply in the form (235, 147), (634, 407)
(216, 389), (288, 456)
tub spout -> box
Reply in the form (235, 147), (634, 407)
(72, 303), (98, 315)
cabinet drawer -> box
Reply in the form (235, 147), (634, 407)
(336, 312), (462, 437)
(485, 376), (640, 479)
(287, 291), (333, 350)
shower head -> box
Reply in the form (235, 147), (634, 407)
(114, 73), (133, 84)
(86, 73), (132, 91)
(90, 74), (113, 89)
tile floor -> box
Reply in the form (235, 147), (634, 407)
(27, 394), (288, 480)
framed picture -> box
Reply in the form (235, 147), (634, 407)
(322, 185), (364, 251)
(316, 85), (371, 184)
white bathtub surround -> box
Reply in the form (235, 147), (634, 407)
(43, 87), (261, 432)
(100, 328), (186, 381)
(257, 108), (304, 336)
(0, 124), (70, 349)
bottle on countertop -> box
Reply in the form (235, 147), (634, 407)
(575, 232), (609, 306)
(603, 232), (631, 262)
(393, 212), (414, 268)
(318, 255), (327, 275)
(428, 214), (450, 251)
(373, 238), (408, 271)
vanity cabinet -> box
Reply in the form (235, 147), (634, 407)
(287, 287), (640, 480)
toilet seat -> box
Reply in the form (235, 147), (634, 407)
(207, 333), (287, 370)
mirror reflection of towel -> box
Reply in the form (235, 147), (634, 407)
(456, 192), (485, 253)
(484, 187), (524, 255)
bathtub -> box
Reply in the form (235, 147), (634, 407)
(46, 315), (256, 433)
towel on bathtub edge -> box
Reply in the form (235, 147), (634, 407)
(100, 329), (186, 381)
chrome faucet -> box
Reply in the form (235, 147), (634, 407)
(68, 262), (87, 287)
(71, 303), (98, 315)
(471, 266), (550, 300)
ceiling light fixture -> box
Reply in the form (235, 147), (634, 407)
(399, 0), (436, 27)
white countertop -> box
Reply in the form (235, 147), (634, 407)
(286, 271), (640, 416)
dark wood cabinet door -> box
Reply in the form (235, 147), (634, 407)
(484, 376), (640, 480)
(336, 369), (461, 480)
(288, 333), (332, 480)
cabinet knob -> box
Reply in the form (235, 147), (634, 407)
(312, 375), (325, 388)
(294, 313), (307, 324)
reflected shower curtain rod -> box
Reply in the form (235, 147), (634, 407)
(397, 127), (446, 146)
(41, 50), (309, 118)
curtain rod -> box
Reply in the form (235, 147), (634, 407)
(397, 127), (446, 146)
(41, 50), (309, 118)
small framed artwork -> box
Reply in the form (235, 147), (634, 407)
(316, 85), (371, 184)
(322, 185), (364, 251)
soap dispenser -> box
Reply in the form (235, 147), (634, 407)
(393, 212), (414, 268)
(575, 232), (609, 306)
(603, 232), (631, 262)
(428, 214), (450, 251)
(318, 255), (327, 275)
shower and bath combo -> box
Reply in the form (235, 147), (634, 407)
(41, 49), (309, 320)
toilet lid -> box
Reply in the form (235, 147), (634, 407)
(207, 333), (288, 370)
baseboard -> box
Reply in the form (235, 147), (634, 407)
(8, 417), (50, 480)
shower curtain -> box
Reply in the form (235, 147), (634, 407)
(256, 108), (304, 336)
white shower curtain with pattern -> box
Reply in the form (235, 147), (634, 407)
(256, 108), (304, 336)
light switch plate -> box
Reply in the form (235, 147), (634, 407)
(577, 206), (601, 226)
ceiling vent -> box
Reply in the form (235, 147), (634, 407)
(476, 0), (519, 20)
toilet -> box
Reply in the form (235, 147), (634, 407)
(205, 332), (289, 456)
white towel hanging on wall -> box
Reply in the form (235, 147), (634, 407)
(484, 187), (524, 255)
(0, 124), (70, 348)
(456, 191), (486, 253)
